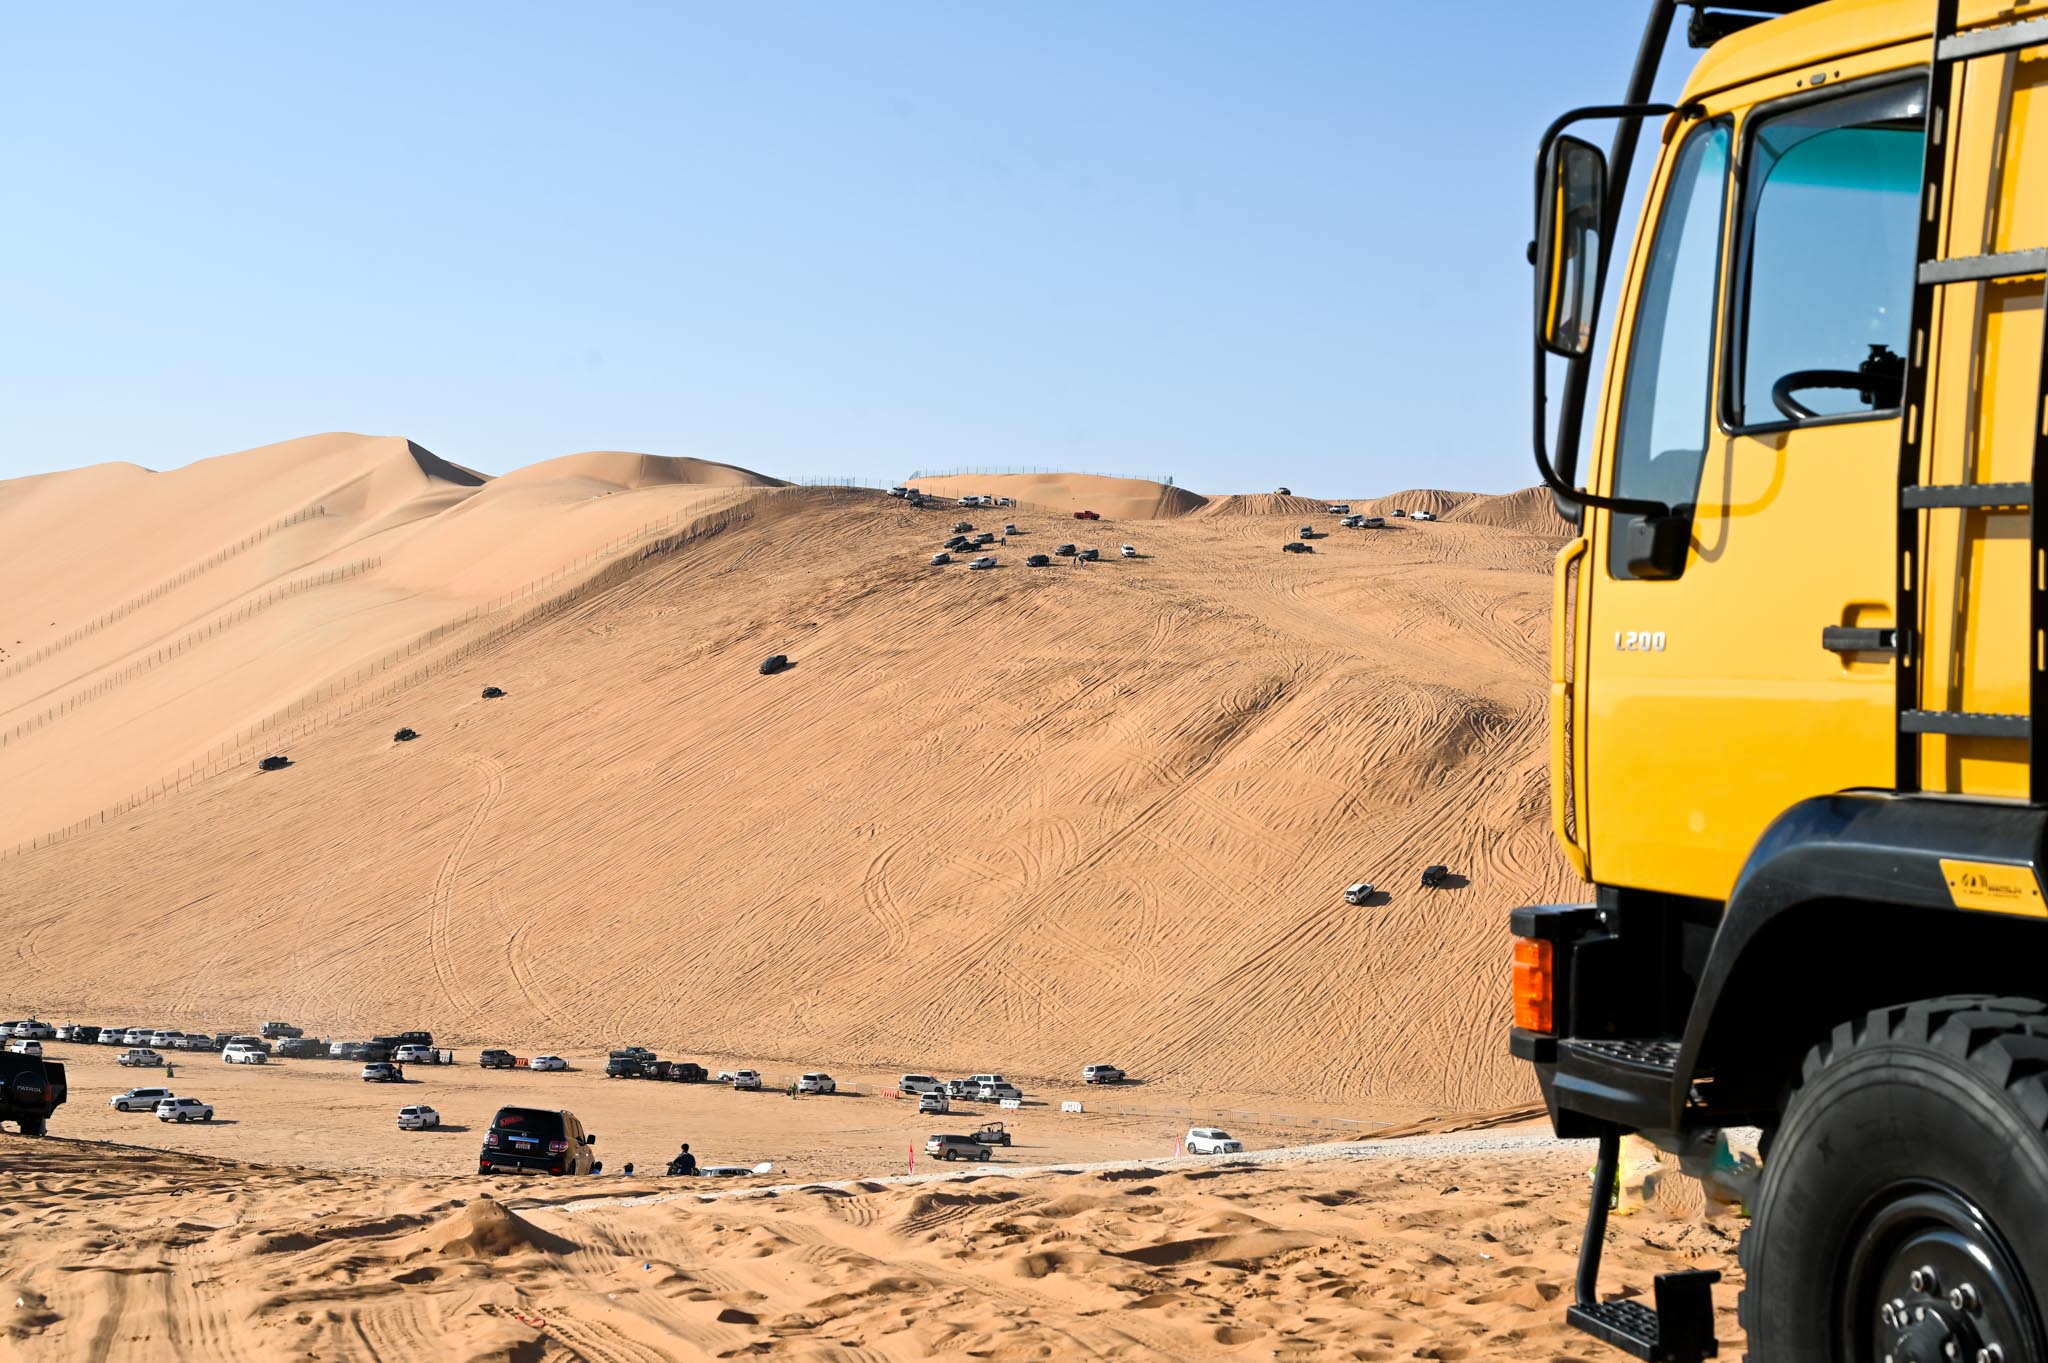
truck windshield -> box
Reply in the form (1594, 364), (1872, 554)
(1731, 81), (1924, 425)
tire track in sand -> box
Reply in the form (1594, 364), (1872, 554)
(426, 753), (503, 1021)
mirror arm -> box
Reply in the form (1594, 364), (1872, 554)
(1532, 95), (1704, 520)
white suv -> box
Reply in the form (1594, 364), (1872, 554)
(111, 1087), (174, 1112)
(148, 1030), (185, 1049)
(796, 1072), (836, 1095)
(223, 1043), (268, 1065)
(898, 1073), (943, 1095)
(978, 1080), (1023, 1102)
(397, 1105), (441, 1130)
(98, 1028), (129, 1046)
(13, 1020), (54, 1040)
(121, 1027), (153, 1046)
(118, 1048), (165, 1068)
(1081, 1064), (1125, 1084)
(394, 1044), (437, 1064)
(156, 1097), (215, 1123)
(730, 1069), (763, 1091)
(1185, 1127), (1243, 1155)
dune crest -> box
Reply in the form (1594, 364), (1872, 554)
(494, 449), (786, 491)
(905, 472), (1206, 519)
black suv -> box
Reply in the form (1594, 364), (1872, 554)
(668, 1062), (708, 1083)
(604, 1050), (655, 1079)
(276, 1037), (327, 1059)
(0, 1050), (67, 1136)
(479, 1106), (597, 1176)
(479, 1049), (517, 1069)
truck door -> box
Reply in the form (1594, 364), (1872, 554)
(1585, 79), (1925, 900)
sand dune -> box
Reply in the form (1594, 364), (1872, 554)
(0, 1133), (1745, 1362)
(1191, 492), (1331, 518)
(905, 472), (1208, 519)
(0, 438), (1569, 1119)
(0, 438), (1654, 1359)
(492, 449), (787, 492)
(1446, 485), (1575, 537)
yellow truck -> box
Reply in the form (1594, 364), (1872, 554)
(1519, 2), (2048, 1358)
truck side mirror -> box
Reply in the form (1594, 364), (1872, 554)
(1536, 135), (1606, 358)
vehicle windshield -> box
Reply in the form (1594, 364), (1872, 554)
(491, 1107), (566, 1138)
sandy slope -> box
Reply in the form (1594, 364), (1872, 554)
(1, 441), (1571, 1116)
(0, 436), (780, 845)
(0, 1134), (1745, 1362)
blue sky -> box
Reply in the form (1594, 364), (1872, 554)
(1, 3), (1684, 494)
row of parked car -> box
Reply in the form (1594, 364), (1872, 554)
(11, 1019), (452, 1071)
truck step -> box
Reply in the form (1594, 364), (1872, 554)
(1902, 481), (2031, 509)
(1552, 1038), (1682, 1130)
(1567, 1271), (1721, 1363)
(1902, 709), (2031, 738)
(1940, 15), (2048, 62)
(1917, 250), (2048, 286)
(1567, 1299), (1663, 1359)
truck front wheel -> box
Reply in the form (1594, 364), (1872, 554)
(1740, 996), (2048, 1361)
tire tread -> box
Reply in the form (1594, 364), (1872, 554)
(1738, 992), (2048, 1359)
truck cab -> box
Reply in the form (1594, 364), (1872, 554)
(1518, 2), (2048, 1358)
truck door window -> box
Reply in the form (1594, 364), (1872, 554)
(1609, 119), (1730, 578)
(1730, 81), (1923, 427)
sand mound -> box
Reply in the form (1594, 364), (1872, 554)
(1445, 486), (1573, 536)
(1191, 492), (1328, 518)
(493, 449), (785, 491)
(1356, 488), (1469, 518)
(397, 1197), (577, 1260)
(906, 472), (1206, 519)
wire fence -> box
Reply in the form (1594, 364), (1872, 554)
(0, 503), (331, 680)
(0, 492), (799, 859)
(2, 557), (381, 746)
(791, 476), (895, 490)
(904, 466), (1175, 485)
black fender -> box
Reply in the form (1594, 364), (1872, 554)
(1671, 791), (2048, 1128)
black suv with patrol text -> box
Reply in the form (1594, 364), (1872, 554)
(479, 1106), (597, 1176)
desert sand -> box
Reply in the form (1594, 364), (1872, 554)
(0, 435), (1714, 1360)
(2, 1127), (1745, 1362)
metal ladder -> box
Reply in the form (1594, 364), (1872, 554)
(1897, 0), (2048, 802)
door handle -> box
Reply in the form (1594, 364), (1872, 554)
(1821, 625), (1897, 654)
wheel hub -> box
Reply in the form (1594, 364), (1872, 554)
(1853, 1188), (2040, 1363)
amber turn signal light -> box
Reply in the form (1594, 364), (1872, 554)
(1513, 938), (1554, 1033)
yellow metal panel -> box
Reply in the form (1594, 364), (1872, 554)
(1579, 48), (1918, 899)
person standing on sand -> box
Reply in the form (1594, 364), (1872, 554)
(164, 1061), (174, 1079)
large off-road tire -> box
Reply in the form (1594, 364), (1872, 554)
(1740, 995), (2048, 1361)
(17, 1115), (45, 1136)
